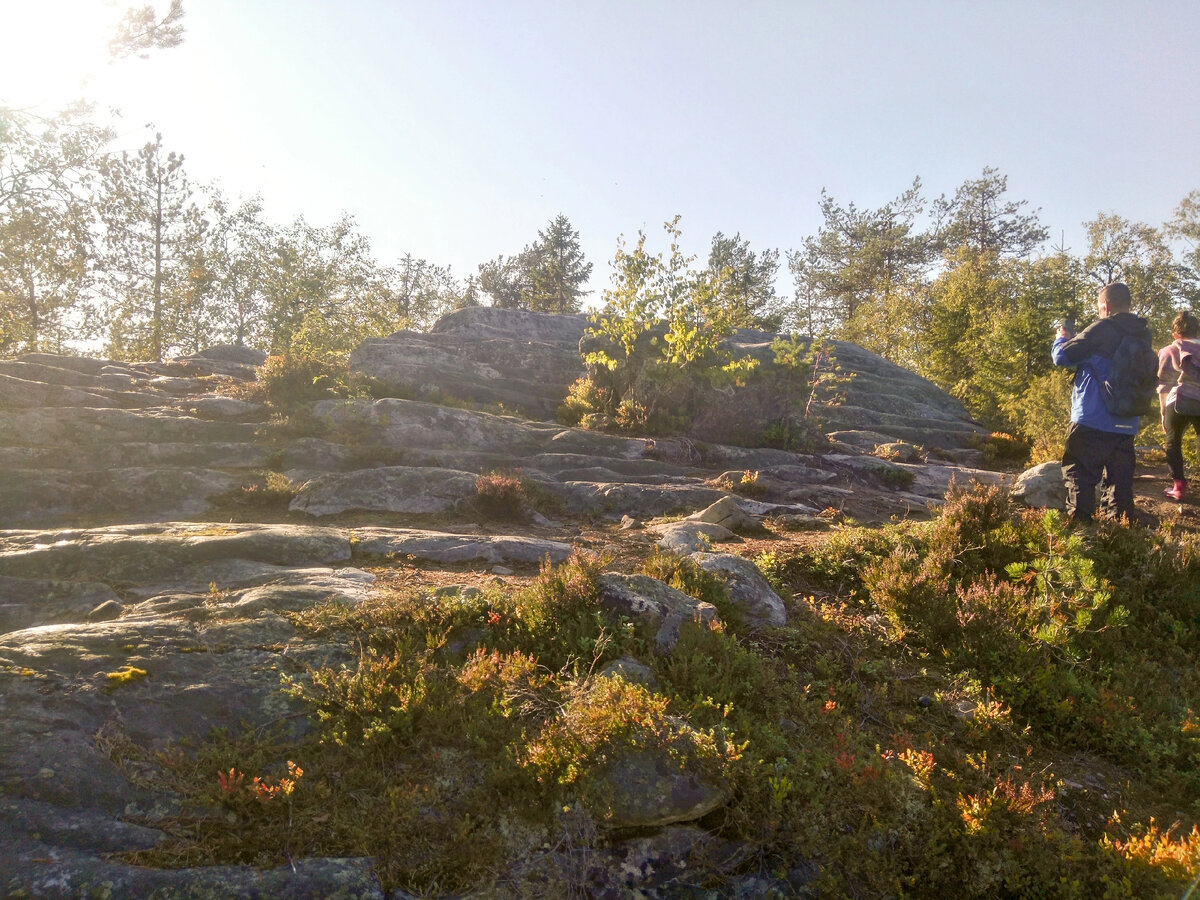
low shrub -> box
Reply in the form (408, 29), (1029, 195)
(557, 376), (617, 429)
(240, 353), (376, 409)
(103, 486), (1200, 898)
(976, 430), (1032, 467)
(473, 471), (528, 520)
(759, 415), (829, 452)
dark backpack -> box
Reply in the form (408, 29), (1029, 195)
(1173, 350), (1200, 416)
(1098, 328), (1158, 417)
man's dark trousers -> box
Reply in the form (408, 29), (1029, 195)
(1061, 423), (1136, 521)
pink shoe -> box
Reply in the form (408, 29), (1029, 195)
(1165, 480), (1187, 501)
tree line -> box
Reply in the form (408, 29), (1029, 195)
(3, 98), (1199, 444)
(785, 171), (1200, 446)
(0, 106), (591, 363)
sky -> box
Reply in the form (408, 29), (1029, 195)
(4, 0), (1200, 305)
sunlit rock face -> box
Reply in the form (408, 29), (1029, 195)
(353, 307), (985, 448)
(0, 318), (1004, 895)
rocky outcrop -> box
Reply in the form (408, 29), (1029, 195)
(0, 313), (1013, 897)
(351, 306), (987, 448)
(350, 307), (590, 421)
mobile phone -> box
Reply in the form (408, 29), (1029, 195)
(1060, 318), (1075, 335)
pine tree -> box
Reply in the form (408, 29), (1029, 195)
(525, 213), (592, 313)
(787, 178), (931, 355)
(703, 232), (781, 329)
(478, 214), (592, 313)
(98, 131), (203, 360)
(932, 167), (1048, 258)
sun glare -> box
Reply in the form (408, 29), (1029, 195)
(1, 0), (121, 109)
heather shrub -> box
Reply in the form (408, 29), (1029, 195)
(102, 486), (1200, 898)
(472, 471), (528, 520)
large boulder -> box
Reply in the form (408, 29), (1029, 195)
(350, 308), (987, 449)
(598, 573), (720, 653)
(596, 749), (728, 828)
(351, 307), (590, 420)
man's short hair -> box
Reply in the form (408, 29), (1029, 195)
(1098, 282), (1132, 311)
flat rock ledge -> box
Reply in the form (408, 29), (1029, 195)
(0, 321), (1017, 896)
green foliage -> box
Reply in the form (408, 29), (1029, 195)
(555, 374), (650, 432)
(556, 375), (613, 428)
(97, 130), (205, 361)
(526, 213), (593, 313)
(1001, 369), (1075, 463)
(916, 249), (1088, 434)
(573, 217), (760, 434)
(769, 333), (853, 421)
(0, 180), (95, 354)
(509, 552), (613, 668)
(107, 0), (185, 60)
(786, 177), (931, 352)
(478, 213), (592, 313)
(1, 104), (111, 354)
(932, 165), (1050, 258)
(101, 490), (1200, 897)
(521, 674), (741, 807)
(240, 353), (375, 409)
(1084, 212), (1189, 341)
(972, 430), (1032, 467)
(211, 470), (297, 516)
(759, 415), (829, 452)
(703, 231), (784, 329)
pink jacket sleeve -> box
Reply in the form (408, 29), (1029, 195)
(1158, 343), (1181, 394)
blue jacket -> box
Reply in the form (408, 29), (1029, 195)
(1051, 312), (1149, 435)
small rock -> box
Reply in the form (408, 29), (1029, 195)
(1011, 461), (1067, 510)
(650, 521), (735, 554)
(599, 657), (660, 690)
(688, 496), (760, 531)
(88, 599), (124, 622)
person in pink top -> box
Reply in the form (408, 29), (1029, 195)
(1156, 310), (1200, 500)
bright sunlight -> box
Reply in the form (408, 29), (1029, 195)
(1, 0), (123, 110)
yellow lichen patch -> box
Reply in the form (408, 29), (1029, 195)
(104, 665), (149, 688)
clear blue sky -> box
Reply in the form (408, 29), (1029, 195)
(6, 0), (1200, 303)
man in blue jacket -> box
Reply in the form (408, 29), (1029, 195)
(1052, 282), (1151, 523)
